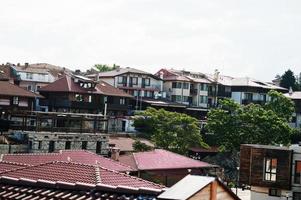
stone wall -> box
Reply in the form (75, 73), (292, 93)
(27, 131), (109, 155)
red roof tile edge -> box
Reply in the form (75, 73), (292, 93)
(2, 150), (135, 172)
(0, 161), (165, 190)
(66, 150), (136, 171)
(0, 171), (163, 196)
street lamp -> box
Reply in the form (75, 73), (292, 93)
(236, 166), (240, 195)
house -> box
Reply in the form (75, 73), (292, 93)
(0, 81), (42, 117)
(89, 67), (163, 101)
(39, 75), (132, 116)
(118, 149), (220, 186)
(39, 74), (133, 132)
(9, 63), (69, 93)
(158, 175), (240, 200)
(0, 159), (165, 199)
(239, 144), (299, 200)
(155, 69), (211, 108)
(284, 91), (301, 129)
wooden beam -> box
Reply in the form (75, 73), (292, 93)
(210, 180), (217, 200)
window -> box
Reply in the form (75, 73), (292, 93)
(199, 95), (208, 104)
(26, 73), (33, 79)
(118, 76), (127, 84)
(264, 158), (277, 181)
(171, 95), (182, 102)
(182, 96), (189, 102)
(65, 141), (71, 150)
(295, 161), (301, 184)
(244, 93), (253, 100)
(13, 97), (19, 105)
(96, 141), (102, 154)
(130, 77), (138, 85)
(75, 94), (84, 102)
(120, 98), (126, 105)
(82, 141), (87, 150)
(268, 189), (281, 197)
(48, 141), (55, 153)
(200, 83), (208, 91)
(183, 82), (189, 89)
(143, 78), (150, 86)
(28, 141), (32, 150)
(38, 141), (42, 150)
(27, 85), (32, 91)
(172, 82), (182, 89)
(294, 192), (301, 200)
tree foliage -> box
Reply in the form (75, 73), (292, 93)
(205, 97), (293, 151)
(280, 69), (299, 90)
(132, 140), (152, 152)
(94, 64), (119, 72)
(265, 90), (295, 121)
(133, 108), (207, 154)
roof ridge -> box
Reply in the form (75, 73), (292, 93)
(97, 165), (165, 188)
(0, 161), (31, 167)
(94, 166), (101, 184)
(2, 152), (61, 156)
(79, 150), (135, 171)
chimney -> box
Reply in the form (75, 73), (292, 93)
(111, 147), (120, 161)
(289, 87), (293, 95)
(116, 66), (120, 72)
(24, 63), (29, 68)
(96, 73), (100, 82)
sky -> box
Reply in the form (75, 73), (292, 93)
(1, 0), (301, 81)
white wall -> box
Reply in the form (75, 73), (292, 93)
(17, 71), (55, 83)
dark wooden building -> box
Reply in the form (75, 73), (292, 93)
(239, 144), (293, 200)
(0, 81), (41, 116)
(39, 75), (133, 116)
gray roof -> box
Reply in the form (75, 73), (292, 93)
(96, 67), (161, 79)
(284, 92), (301, 100)
(158, 175), (215, 200)
(241, 144), (289, 150)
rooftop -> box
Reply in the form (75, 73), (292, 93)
(158, 175), (240, 200)
(96, 67), (161, 80)
(284, 91), (301, 100)
(0, 81), (42, 98)
(241, 144), (290, 151)
(0, 161), (164, 189)
(39, 75), (132, 98)
(1, 150), (134, 172)
(119, 149), (215, 171)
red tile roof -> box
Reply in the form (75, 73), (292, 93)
(0, 183), (161, 199)
(39, 75), (132, 98)
(0, 81), (42, 98)
(0, 161), (164, 189)
(119, 149), (214, 171)
(1, 150), (134, 172)
(0, 161), (29, 173)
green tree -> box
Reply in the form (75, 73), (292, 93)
(132, 140), (152, 152)
(133, 108), (207, 154)
(205, 98), (292, 151)
(280, 69), (298, 90)
(265, 90), (295, 121)
(94, 64), (119, 72)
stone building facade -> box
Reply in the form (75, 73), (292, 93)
(27, 131), (109, 155)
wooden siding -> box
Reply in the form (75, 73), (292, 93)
(189, 180), (237, 200)
(239, 145), (292, 190)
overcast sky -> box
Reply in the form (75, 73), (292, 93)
(1, 0), (301, 81)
